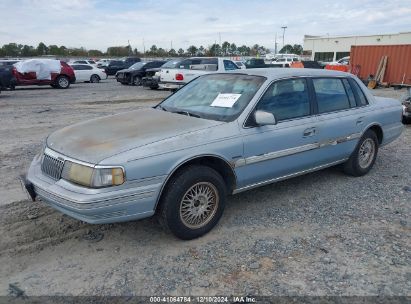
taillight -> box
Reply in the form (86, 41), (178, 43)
(175, 73), (184, 81)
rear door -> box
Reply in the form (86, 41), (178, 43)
(310, 77), (363, 163)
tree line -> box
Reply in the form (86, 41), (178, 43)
(0, 42), (303, 58)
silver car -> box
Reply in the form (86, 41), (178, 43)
(23, 69), (403, 239)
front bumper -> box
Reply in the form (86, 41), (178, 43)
(25, 155), (165, 224)
(116, 72), (131, 83)
(142, 76), (159, 88)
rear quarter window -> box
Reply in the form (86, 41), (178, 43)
(349, 78), (369, 106)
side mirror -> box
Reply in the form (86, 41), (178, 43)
(254, 110), (276, 126)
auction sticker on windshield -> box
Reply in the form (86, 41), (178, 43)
(210, 93), (242, 108)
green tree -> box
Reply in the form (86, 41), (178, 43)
(279, 44), (294, 54)
(48, 45), (60, 55)
(177, 48), (185, 56)
(230, 43), (237, 55)
(198, 45), (205, 56)
(292, 44), (303, 55)
(168, 48), (177, 56)
(187, 45), (198, 56)
(88, 49), (103, 57)
(36, 42), (48, 55)
(207, 43), (221, 56)
(221, 41), (230, 56)
(2, 43), (20, 56)
(157, 48), (167, 57)
(21, 45), (35, 57)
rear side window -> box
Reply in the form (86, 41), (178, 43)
(349, 78), (368, 106)
(313, 78), (350, 113)
(257, 78), (310, 121)
(84, 65), (93, 70)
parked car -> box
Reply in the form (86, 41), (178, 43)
(0, 60), (20, 90)
(70, 64), (107, 83)
(158, 57), (239, 90)
(105, 60), (126, 75)
(96, 59), (111, 68)
(244, 58), (276, 69)
(22, 69), (403, 240)
(271, 57), (300, 67)
(12, 59), (75, 89)
(71, 60), (97, 66)
(142, 59), (182, 89)
(116, 60), (166, 85)
(105, 58), (141, 76)
(401, 88), (411, 124)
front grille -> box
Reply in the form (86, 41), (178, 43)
(117, 72), (123, 78)
(41, 153), (65, 180)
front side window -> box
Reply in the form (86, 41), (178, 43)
(256, 78), (310, 121)
(159, 74), (266, 122)
(313, 78), (350, 113)
(223, 60), (239, 71)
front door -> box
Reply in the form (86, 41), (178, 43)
(236, 77), (321, 189)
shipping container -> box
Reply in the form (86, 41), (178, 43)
(350, 44), (411, 85)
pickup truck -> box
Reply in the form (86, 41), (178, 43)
(158, 57), (239, 90)
(244, 58), (276, 69)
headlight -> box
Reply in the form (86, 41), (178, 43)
(61, 161), (125, 188)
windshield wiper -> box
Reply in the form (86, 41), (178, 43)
(173, 110), (201, 118)
(156, 105), (167, 111)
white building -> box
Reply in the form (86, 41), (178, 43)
(303, 31), (411, 62)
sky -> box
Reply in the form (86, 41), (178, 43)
(1, 0), (410, 52)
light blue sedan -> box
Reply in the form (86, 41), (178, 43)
(23, 69), (403, 239)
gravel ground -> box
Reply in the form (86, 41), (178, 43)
(0, 81), (410, 297)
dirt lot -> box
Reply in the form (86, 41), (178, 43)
(0, 79), (410, 297)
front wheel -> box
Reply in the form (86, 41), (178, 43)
(55, 76), (70, 89)
(158, 165), (227, 240)
(132, 76), (142, 86)
(344, 130), (379, 176)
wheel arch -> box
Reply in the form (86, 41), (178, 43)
(154, 154), (237, 211)
(365, 123), (383, 145)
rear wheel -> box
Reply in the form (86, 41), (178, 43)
(90, 74), (100, 83)
(55, 76), (70, 89)
(158, 165), (226, 240)
(344, 130), (379, 176)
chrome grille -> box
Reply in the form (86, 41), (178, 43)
(41, 153), (65, 180)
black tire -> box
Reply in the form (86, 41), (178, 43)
(90, 74), (100, 83)
(120, 82), (128, 85)
(55, 75), (70, 89)
(343, 129), (379, 176)
(150, 85), (159, 90)
(132, 76), (142, 86)
(158, 165), (227, 240)
(402, 116), (410, 124)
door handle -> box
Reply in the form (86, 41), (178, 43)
(356, 117), (365, 125)
(303, 127), (317, 137)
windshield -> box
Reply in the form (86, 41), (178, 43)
(129, 62), (146, 69)
(159, 74), (266, 122)
(162, 60), (181, 69)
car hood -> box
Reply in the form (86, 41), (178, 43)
(46, 108), (223, 164)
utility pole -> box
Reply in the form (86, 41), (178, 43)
(142, 38), (145, 55)
(170, 40), (173, 50)
(281, 26), (287, 52)
(274, 33), (278, 54)
(128, 40), (132, 55)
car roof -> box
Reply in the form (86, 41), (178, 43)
(226, 68), (351, 80)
